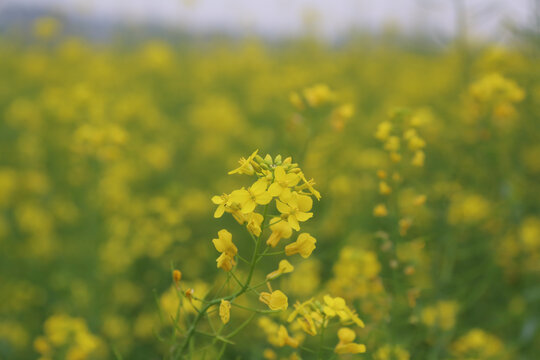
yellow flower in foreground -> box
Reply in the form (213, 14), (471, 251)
(219, 300), (231, 324)
(211, 193), (230, 218)
(245, 212), (264, 236)
(266, 218), (293, 247)
(373, 204), (388, 217)
(285, 233), (316, 258)
(259, 290), (288, 311)
(266, 260), (294, 280)
(228, 149), (259, 175)
(268, 166), (300, 201)
(230, 179), (272, 214)
(212, 230), (237, 272)
(334, 328), (366, 354)
(276, 193), (313, 231)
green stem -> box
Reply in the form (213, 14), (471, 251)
(175, 204), (270, 358)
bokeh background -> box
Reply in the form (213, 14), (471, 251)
(1, 0), (539, 359)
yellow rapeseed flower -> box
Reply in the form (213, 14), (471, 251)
(266, 260), (294, 280)
(212, 230), (237, 272)
(276, 193), (313, 231)
(219, 300), (231, 324)
(259, 290), (288, 311)
(230, 179), (272, 214)
(266, 218), (293, 247)
(285, 233), (316, 258)
(268, 166), (300, 202)
(334, 328), (366, 354)
(228, 149), (259, 175)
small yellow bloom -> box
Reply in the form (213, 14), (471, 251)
(377, 169), (387, 179)
(245, 212), (264, 236)
(268, 166), (300, 201)
(213, 230), (237, 272)
(216, 253), (235, 271)
(276, 193), (313, 231)
(211, 193), (230, 218)
(285, 233), (316, 258)
(228, 150), (259, 175)
(259, 290), (288, 311)
(334, 328), (366, 354)
(267, 260), (294, 280)
(230, 179), (272, 214)
(373, 204), (388, 217)
(266, 218), (293, 247)
(297, 172), (321, 200)
(219, 300), (231, 324)
(172, 270), (182, 285)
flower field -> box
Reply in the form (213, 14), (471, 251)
(0, 18), (539, 359)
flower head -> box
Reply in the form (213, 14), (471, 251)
(267, 260), (294, 280)
(212, 230), (237, 272)
(334, 328), (366, 354)
(268, 166), (300, 201)
(266, 218), (293, 247)
(228, 149), (259, 175)
(276, 193), (313, 231)
(259, 290), (288, 311)
(285, 233), (316, 258)
(219, 300), (231, 324)
(230, 179), (272, 214)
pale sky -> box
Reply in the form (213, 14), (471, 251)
(3, 0), (534, 41)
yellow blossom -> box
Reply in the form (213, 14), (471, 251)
(285, 233), (316, 258)
(297, 172), (321, 200)
(276, 193), (313, 231)
(219, 300), (231, 324)
(268, 166), (300, 201)
(211, 193), (230, 218)
(323, 295), (365, 327)
(172, 270), (182, 285)
(334, 328), (366, 354)
(374, 204), (388, 217)
(245, 212), (264, 236)
(230, 179), (272, 214)
(259, 290), (288, 311)
(266, 218), (293, 247)
(212, 230), (237, 272)
(267, 260), (294, 280)
(228, 149), (259, 175)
